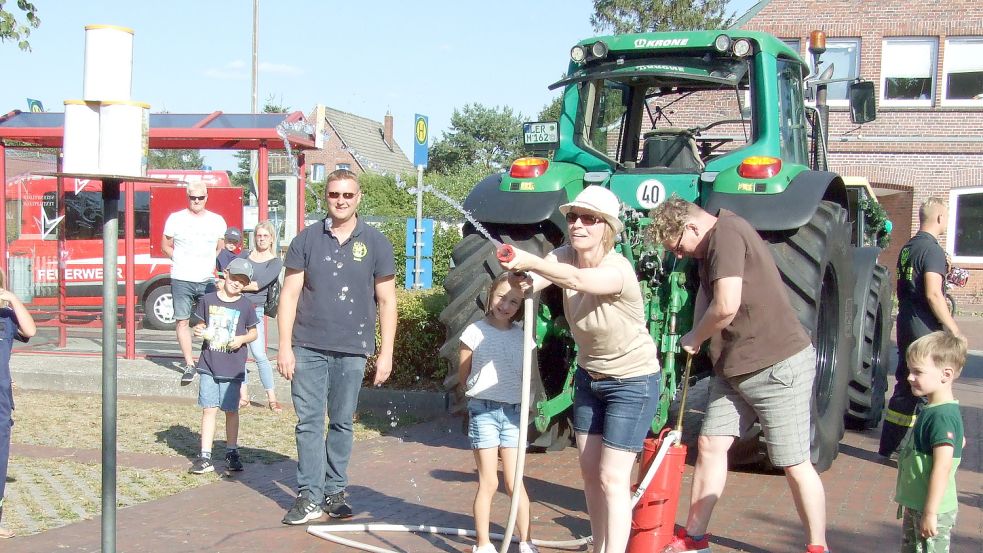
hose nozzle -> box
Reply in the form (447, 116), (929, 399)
(496, 244), (515, 263)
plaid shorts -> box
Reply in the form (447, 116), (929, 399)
(701, 345), (815, 467)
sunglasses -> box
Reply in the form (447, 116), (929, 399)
(188, 195), (207, 201)
(565, 211), (604, 226)
(327, 191), (358, 199)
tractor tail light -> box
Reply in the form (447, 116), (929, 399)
(510, 157), (550, 179)
(737, 156), (782, 179)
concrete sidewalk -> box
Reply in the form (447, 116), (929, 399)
(3, 315), (982, 552)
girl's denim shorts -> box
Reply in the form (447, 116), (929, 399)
(468, 398), (521, 449)
(572, 367), (661, 452)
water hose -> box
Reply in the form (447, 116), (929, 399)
(308, 249), (685, 552)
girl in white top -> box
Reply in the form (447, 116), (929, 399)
(458, 273), (537, 553)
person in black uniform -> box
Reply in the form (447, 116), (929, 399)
(879, 197), (963, 458)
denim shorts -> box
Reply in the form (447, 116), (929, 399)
(468, 399), (522, 449)
(701, 345), (816, 467)
(171, 279), (215, 321)
(198, 372), (243, 412)
(572, 367), (661, 452)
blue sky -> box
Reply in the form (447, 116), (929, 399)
(2, 0), (756, 172)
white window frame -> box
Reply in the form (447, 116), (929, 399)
(941, 37), (983, 107)
(310, 163), (325, 182)
(807, 38), (861, 107)
(335, 163), (352, 171)
(880, 37), (937, 107)
(947, 185), (983, 264)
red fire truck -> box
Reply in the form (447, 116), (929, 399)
(5, 170), (243, 329)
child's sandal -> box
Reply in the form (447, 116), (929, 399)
(268, 400), (282, 414)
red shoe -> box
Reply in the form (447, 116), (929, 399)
(662, 527), (711, 553)
(805, 546), (828, 553)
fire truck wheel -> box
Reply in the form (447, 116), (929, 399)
(143, 285), (177, 331)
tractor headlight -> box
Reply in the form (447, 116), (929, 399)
(733, 38), (752, 57)
(714, 34), (732, 53)
(571, 45), (586, 64)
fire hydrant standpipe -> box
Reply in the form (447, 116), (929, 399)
(308, 246), (685, 552)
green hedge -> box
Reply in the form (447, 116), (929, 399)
(366, 289), (449, 390)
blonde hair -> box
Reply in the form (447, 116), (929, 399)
(645, 195), (695, 245)
(485, 273), (524, 323)
(906, 331), (967, 377)
(918, 197), (946, 224)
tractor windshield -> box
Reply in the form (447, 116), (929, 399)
(569, 57), (754, 172)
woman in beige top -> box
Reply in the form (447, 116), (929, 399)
(500, 185), (661, 553)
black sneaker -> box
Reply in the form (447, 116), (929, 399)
(225, 450), (243, 472)
(188, 457), (214, 474)
(282, 495), (323, 525)
(325, 490), (353, 519)
(180, 364), (197, 386)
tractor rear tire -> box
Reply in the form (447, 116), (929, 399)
(439, 225), (568, 446)
(747, 200), (854, 473)
(845, 264), (892, 430)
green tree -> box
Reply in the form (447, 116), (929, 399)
(428, 103), (524, 174)
(147, 149), (205, 170)
(0, 0), (40, 51)
(591, 0), (731, 33)
(538, 95), (564, 123)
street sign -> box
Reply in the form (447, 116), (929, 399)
(414, 114), (429, 168)
(404, 258), (433, 289)
(405, 217), (434, 258)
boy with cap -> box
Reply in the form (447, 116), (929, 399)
(189, 257), (259, 474)
(216, 227), (245, 273)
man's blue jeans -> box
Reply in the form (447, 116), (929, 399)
(291, 345), (366, 503)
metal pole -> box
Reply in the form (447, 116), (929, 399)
(124, 180), (136, 359)
(413, 165), (424, 289)
(250, 0), (259, 205)
(101, 178), (120, 553)
(0, 142), (6, 274)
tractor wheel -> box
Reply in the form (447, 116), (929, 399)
(845, 264), (892, 430)
(439, 225), (568, 445)
(753, 200), (854, 473)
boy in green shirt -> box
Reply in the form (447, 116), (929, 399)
(895, 331), (966, 553)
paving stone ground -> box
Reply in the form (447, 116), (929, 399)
(2, 316), (981, 553)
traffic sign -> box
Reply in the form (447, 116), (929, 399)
(414, 114), (429, 168)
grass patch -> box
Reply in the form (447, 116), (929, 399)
(12, 390), (417, 463)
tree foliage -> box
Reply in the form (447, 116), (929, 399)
(0, 0), (40, 51)
(538, 95), (564, 123)
(147, 149), (205, 170)
(428, 103), (524, 174)
(591, 0), (731, 33)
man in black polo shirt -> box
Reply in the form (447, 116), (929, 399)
(879, 197), (963, 458)
(277, 169), (397, 525)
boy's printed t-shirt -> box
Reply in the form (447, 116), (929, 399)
(895, 401), (964, 514)
(193, 292), (258, 380)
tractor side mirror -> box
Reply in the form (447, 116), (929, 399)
(849, 81), (877, 124)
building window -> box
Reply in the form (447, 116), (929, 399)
(781, 38), (801, 56)
(942, 37), (983, 105)
(948, 186), (983, 263)
(881, 38), (937, 106)
(310, 163), (325, 182)
(808, 38), (860, 105)
(335, 163), (352, 171)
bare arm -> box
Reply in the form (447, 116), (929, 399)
(232, 326), (259, 349)
(457, 343), (473, 398)
(215, 238), (225, 256)
(501, 246), (623, 296)
(162, 235), (174, 259)
(681, 276), (741, 354)
(924, 272), (961, 337)
(372, 275), (398, 386)
(276, 268), (304, 380)
(0, 289), (36, 338)
(919, 444), (955, 538)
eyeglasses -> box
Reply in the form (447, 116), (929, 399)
(327, 191), (358, 199)
(188, 195), (207, 201)
(669, 229), (686, 254)
(565, 211), (604, 226)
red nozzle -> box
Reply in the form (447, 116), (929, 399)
(496, 244), (515, 263)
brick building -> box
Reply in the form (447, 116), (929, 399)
(736, 0), (983, 304)
(299, 105), (414, 182)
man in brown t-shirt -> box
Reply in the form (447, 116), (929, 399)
(648, 197), (830, 553)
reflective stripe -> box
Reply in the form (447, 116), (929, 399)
(885, 409), (917, 427)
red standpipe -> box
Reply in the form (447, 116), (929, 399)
(627, 432), (687, 553)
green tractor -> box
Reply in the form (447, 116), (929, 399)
(439, 29), (892, 471)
